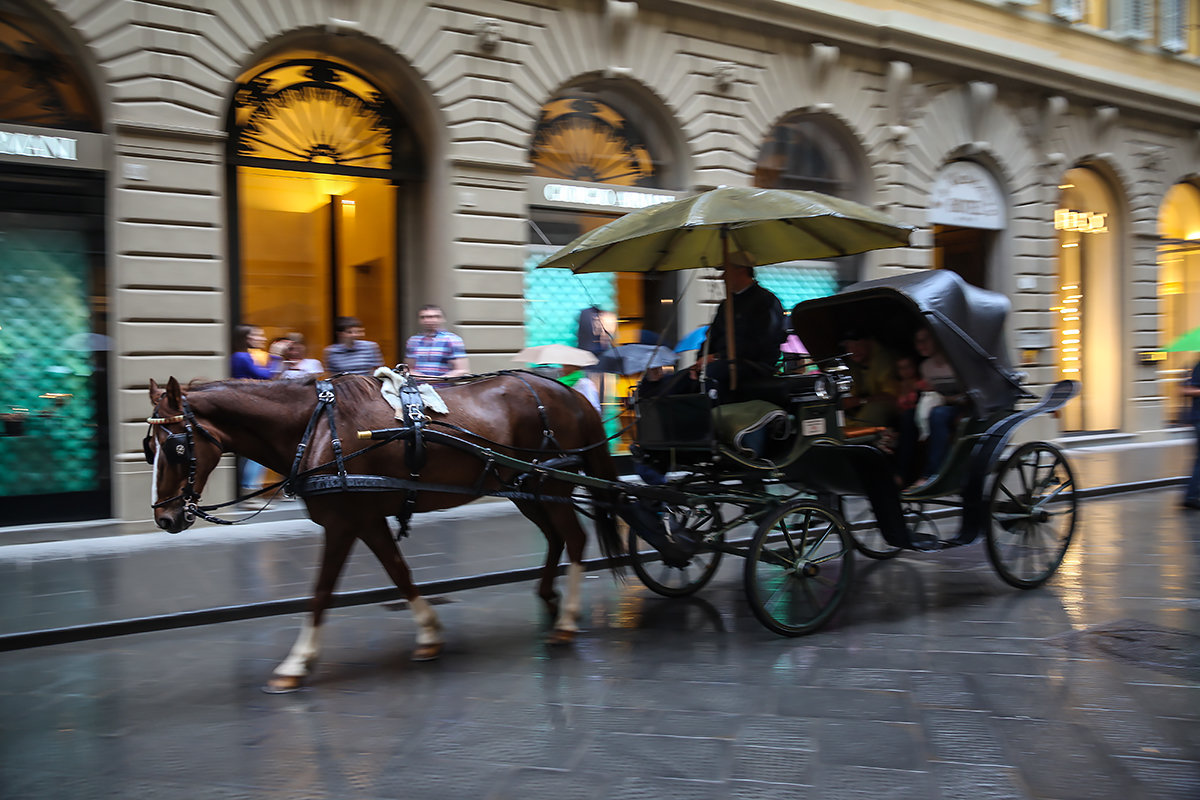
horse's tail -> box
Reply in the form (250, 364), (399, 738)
(578, 405), (625, 572)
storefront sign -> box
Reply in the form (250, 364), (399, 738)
(0, 130), (76, 161)
(528, 177), (680, 214)
(0, 123), (106, 170)
(1054, 208), (1108, 233)
(928, 161), (1005, 230)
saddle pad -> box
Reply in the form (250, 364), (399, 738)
(713, 400), (789, 457)
(375, 366), (449, 419)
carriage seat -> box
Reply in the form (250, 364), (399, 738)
(712, 400), (792, 460)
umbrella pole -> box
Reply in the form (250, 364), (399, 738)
(722, 226), (738, 391)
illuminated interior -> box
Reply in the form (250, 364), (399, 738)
(231, 57), (409, 364)
(1157, 181), (1200, 422)
(237, 167), (396, 361)
(1055, 167), (1121, 432)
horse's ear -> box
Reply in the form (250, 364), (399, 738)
(166, 376), (183, 408)
(149, 379), (163, 403)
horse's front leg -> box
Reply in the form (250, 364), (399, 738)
(358, 518), (444, 661)
(265, 525), (355, 693)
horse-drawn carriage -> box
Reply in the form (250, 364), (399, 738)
(143, 188), (1078, 690)
(621, 268), (1079, 635)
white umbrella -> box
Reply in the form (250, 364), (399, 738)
(512, 344), (599, 369)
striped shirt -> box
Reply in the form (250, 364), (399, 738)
(406, 330), (466, 377)
(323, 340), (384, 375)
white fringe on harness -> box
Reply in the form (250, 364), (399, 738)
(375, 366), (449, 419)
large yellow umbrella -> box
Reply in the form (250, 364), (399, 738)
(538, 186), (912, 387)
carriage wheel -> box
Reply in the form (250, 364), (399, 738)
(743, 500), (854, 636)
(987, 442), (1077, 589)
(841, 495), (902, 560)
(628, 504), (724, 597)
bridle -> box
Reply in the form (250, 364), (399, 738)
(144, 394), (224, 523)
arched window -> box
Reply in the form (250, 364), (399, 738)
(0, 9), (100, 130)
(531, 95), (657, 187)
(1158, 181), (1200, 421)
(754, 113), (868, 304)
(228, 57), (422, 363)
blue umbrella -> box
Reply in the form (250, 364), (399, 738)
(675, 325), (709, 353)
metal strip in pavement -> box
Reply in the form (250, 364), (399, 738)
(0, 476), (1184, 652)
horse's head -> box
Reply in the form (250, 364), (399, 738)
(146, 377), (224, 533)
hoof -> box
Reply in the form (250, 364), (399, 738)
(545, 628), (577, 646)
(411, 643), (443, 662)
(262, 675), (305, 694)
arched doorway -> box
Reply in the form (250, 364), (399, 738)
(1157, 181), (1200, 422)
(1055, 166), (1123, 432)
(228, 57), (423, 364)
(753, 112), (869, 303)
(928, 160), (1005, 289)
(525, 87), (685, 444)
(0, 4), (110, 525)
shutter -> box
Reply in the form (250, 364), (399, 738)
(1113, 0), (1151, 39)
(1052, 0), (1085, 23)
(1160, 0), (1188, 52)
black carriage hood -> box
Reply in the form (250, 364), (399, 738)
(791, 270), (1024, 415)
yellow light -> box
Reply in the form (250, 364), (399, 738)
(1062, 242), (1078, 248)
(1062, 339), (1080, 344)
(1061, 284), (1078, 290)
(1059, 184), (1075, 189)
(1063, 348), (1079, 353)
(1187, 232), (1200, 240)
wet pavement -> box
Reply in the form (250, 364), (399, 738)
(0, 442), (1197, 799)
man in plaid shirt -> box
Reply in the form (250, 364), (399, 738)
(406, 305), (469, 378)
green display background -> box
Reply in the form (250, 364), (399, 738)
(0, 227), (100, 497)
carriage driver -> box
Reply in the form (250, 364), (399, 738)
(689, 252), (788, 401)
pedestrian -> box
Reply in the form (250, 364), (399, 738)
(406, 304), (469, 379)
(1181, 357), (1200, 509)
(324, 316), (384, 376)
(231, 324), (278, 507)
(279, 333), (324, 380)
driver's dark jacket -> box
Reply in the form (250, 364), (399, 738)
(704, 281), (787, 371)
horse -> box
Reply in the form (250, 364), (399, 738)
(145, 371), (623, 692)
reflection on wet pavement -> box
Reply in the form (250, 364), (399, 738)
(0, 490), (1197, 799)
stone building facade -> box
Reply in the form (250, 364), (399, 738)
(0, 0), (1197, 527)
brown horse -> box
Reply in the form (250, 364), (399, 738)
(145, 372), (622, 692)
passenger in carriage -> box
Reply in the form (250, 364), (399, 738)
(905, 326), (969, 491)
(840, 328), (900, 430)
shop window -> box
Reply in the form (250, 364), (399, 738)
(229, 58), (420, 362)
(1055, 167), (1122, 432)
(528, 91), (679, 447)
(1157, 182), (1200, 422)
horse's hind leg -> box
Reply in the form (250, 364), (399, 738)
(266, 524), (356, 693)
(357, 517), (444, 662)
(517, 498), (588, 644)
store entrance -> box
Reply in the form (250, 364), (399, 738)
(236, 167), (397, 361)
(934, 225), (993, 288)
